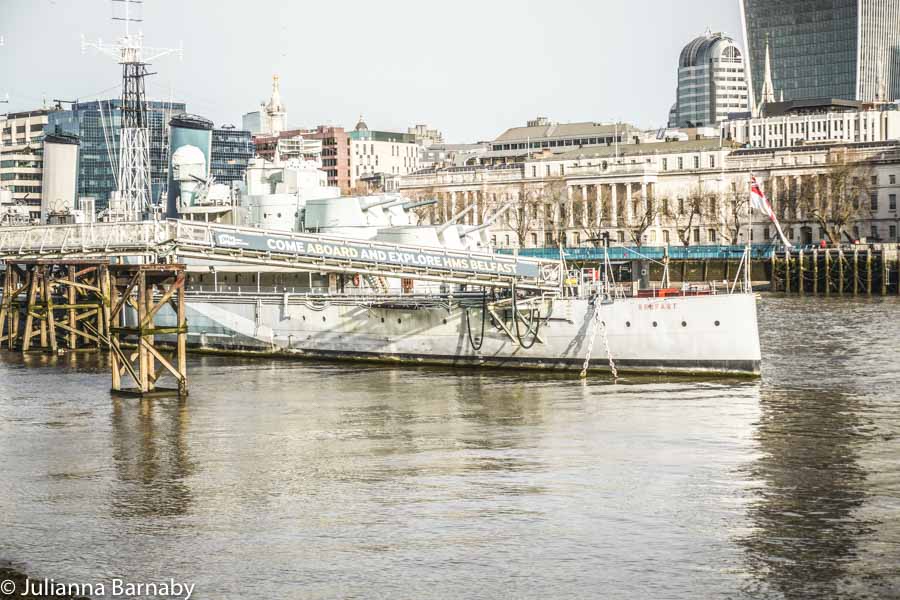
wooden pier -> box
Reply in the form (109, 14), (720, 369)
(1, 260), (189, 397)
(768, 246), (900, 296)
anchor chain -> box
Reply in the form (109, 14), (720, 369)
(579, 297), (618, 380)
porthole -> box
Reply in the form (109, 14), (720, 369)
(625, 321), (631, 327)
(443, 318), (447, 324)
(381, 317), (385, 323)
(302, 315), (306, 321)
(322, 316), (326, 322)
(681, 321), (687, 327)
(397, 318), (402, 324)
(652, 321), (658, 328)
(715, 320), (721, 327)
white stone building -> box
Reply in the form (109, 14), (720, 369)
(399, 139), (900, 248)
(241, 75), (287, 136)
(349, 117), (419, 188)
(0, 107), (55, 220)
(723, 99), (900, 149)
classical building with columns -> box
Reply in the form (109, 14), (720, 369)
(399, 139), (900, 247)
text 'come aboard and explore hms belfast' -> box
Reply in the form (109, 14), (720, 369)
(214, 231), (542, 278)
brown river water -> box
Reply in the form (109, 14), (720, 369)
(0, 295), (898, 599)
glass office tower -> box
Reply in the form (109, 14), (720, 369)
(741, 0), (900, 104)
(211, 126), (254, 186)
(45, 100), (186, 210)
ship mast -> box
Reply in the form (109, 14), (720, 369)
(82, 0), (182, 221)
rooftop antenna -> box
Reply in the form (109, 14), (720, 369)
(81, 0), (183, 221)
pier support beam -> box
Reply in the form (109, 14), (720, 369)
(2, 260), (110, 353)
(109, 264), (188, 397)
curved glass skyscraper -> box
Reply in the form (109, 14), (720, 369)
(740, 0), (900, 103)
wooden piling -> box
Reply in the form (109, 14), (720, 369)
(838, 249), (845, 296)
(812, 249), (819, 296)
(853, 248), (859, 296)
(882, 253), (888, 296)
(770, 251), (777, 291)
(798, 250), (805, 296)
(866, 248), (872, 296)
(109, 264), (188, 397)
(825, 249), (831, 297)
(784, 250), (791, 295)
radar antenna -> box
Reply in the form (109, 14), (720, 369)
(81, 0), (183, 221)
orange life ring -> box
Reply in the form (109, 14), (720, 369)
(353, 274), (361, 286)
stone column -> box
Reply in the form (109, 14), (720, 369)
(626, 182), (633, 225)
(473, 191), (480, 226)
(581, 185), (589, 227)
(450, 191), (457, 218)
(610, 183), (618, 227)
(795, 175), (803, 221)
(566, 186), (575, 228)
(596, 184), (603, 226)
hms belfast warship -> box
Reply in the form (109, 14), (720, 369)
(0, 119), (761, 377)
(140, 126), (761, 377)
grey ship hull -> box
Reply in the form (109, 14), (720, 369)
(165, 291), (761, 376)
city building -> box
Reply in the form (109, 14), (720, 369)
(408, 124), (444, 147)
(740, 0), (900, 104)
(399, 138), (900, 248)
(242, 75), (287, 136)
(483, 117), (641, 165)
(0, 107), (55, 219)
(45, 99), (186, 210)
(418, 142), (491, 170)
(349, 117), (419, 189)
(668, 30), (749, 128)
(253, 130), (322, 163)
(723, 99), (900, 149)
(211, 125), (254, 187)
(302, 126), (351, 193)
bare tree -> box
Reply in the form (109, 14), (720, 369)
(506, 184), (540, 247)
(627, 192), (656, 247)
(665, 185), (707, 246)
(535, 177), (569, 246)
(718, 189), (751, 245)
(794, 153), (874, 244)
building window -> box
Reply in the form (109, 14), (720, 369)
(890, 174), (897, 185)
(616, 231), (624, 243)
(871, 225), (878, 240)
(870, 193), (878, 211)
(891, 225), (898, 240)
(678, 157), (684, 170)
(707, 229), (717, 242)
(709, 155), (716, 169)
(530, 233), (537, 246)
(693, 156), (700, 169)
(662, 230), (670, 244)
(662, 158), (668, 171)
(763, 227), (770, 241)
(871, 175), (878, 186)
(692, 228), (700, 243)
(891, 194), (897, 210)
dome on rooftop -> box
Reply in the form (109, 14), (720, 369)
(355, 115), (369, 131)
(679, 31), (742, 68)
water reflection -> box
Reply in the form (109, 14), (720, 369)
(109, 397), (194, 518)
(739, 296), (899, 598)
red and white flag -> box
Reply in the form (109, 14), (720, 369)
(750, 176), (792, 248)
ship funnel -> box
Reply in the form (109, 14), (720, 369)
(166, 114), (213, 217)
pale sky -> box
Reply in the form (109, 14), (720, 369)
(1, 0), (742, 141)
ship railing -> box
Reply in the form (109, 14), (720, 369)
(0, 220), (171, 257)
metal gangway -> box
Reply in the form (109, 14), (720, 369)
(0, 220), (562, 292)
